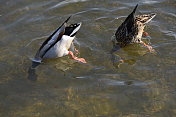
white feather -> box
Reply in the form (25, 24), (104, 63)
(43, 35), (74, 58)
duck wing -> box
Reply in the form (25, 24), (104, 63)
(115, 4), (138, 44)
(124, 4), (138, 35)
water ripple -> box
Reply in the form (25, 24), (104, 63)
(0, 0), (175, 116)
(99, 78), (153, 87)
(48, 0), (88, 10)
(141, 0), (161, 4)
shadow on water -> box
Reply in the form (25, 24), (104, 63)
(25, 39), (78, 81)
(27, 61), (40, 81)
(110, 36), (137, 69)
(110, 39), (121, 69)
(110, 40), (157, 70)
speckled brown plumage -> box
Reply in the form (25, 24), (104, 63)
(115, 4), (156, 47)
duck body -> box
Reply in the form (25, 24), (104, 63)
(42, 35), (74, 58)
(28, 16), (86, 81)
(115, 4), (156, 47)
(33, 16), (83, 63)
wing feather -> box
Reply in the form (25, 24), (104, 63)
(35, 16), (72, 59)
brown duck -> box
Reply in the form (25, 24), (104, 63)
(115, 4), (156, 51)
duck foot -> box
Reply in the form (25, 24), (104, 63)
(118, 59), (124, 68)
(143, 31), (150, 37)
(71, 42), (79, 55)
(141, 41), (155, 53)
(143, 30), (151, 43)
(69, 51), (86, 63)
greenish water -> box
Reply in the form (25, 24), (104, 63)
(0, 0), (176, 116)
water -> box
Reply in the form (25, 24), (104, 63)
(0, 0), (176, 116)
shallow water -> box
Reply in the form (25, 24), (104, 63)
(0, 0), (176, 116)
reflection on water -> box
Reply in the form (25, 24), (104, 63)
(0, 0), (176, 116)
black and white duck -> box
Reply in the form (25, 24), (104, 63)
(28, 16), (86, 81)
(33, 16), (86, 63)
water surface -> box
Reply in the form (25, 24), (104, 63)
(0, 0), (176, 116)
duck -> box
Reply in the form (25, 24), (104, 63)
(115, 4), (156, 52)
(33, 16), (86, 63)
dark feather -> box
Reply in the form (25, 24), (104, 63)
(64, 23), (80, 37)
(39, 16), (71, 52)
(124, 4), (138, 35)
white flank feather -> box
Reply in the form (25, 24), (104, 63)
(43, 35), (74, 58)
